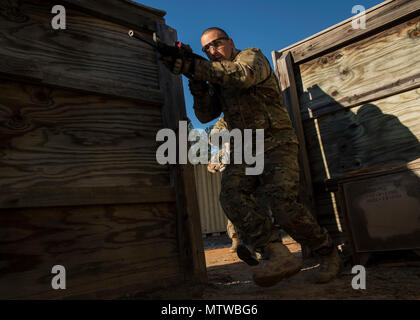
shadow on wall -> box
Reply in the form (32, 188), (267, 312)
(299, 84), (420, 246)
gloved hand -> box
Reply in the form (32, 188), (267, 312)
(160, 44), (195, 76)
(188, 79), (208, 96)
(207, 149), (228, 173)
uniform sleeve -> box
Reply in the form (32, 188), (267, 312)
(209, 116), (228, 146)
(193, 48), (271, 89)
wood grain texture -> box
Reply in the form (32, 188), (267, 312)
(0, 0), (163, 103)
(274, 51), (316, 214)
(61, 0), (165, 32)
(304, 88), (420, 185)
(298, 16), (420, 119)
(0, 80), (170, 191)
(156, 23), (207, 285)
(0, 186), (176, 209)
(0, 203), (183, 299)
(273, 0), (420, 64)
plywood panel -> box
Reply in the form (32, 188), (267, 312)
(0, 80), (169, 189)
(279, 0), (419, 64)
(0, 202), (183, 299)
(304, 88), (420, 184)
(0, 0), (162, 102)
(298, 17), (420, 119)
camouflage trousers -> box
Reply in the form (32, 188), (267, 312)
(219, 142), (331, 252)
(227, 219), (238, 239)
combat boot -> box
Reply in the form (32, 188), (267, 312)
(229, 237), (239, 253)
(236, 243), (259, 266)
(252, 242), (302, 287)
(313, 246), (342, 283)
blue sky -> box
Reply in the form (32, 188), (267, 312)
(134, 0), (383, 129)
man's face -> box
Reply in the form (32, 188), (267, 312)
(201, 30), (234, 62)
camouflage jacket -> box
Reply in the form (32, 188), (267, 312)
(207, 116), (229, 173)
(209, 116), (228, 146)
(192, 47), (298, 151)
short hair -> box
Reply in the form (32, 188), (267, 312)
(201, 27), (230, 39)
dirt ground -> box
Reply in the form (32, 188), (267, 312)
(135, 233), (419, 300)
(200, 234), (420, 300)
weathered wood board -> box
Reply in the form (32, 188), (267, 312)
(0, 80), (169, 192)
(273, 2), (420, 250)
(0, 203), (182, 299)
(304, 88), (420, 184)
(60, 0), (165, 32)
(0, 0), (162, 103)
(298, 16), (420, 119)
(0, 0), (207, 299)
(280, 0), (419, 64)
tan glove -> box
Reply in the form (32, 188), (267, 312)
(207, 149), (227, 173)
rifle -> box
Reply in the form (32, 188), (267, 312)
(128, 30), (205, 79)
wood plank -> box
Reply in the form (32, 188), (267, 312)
(274, 51), (317, 214)
(61, 0), (165, 32)
(324, 158), (420, 192)
(304, 88), (420, 184)
(0, 53), (43, 81)
(298, 16), (420, 119)
(0, 203), (183, 299)
(0, 186), (176, 209)
(0, 80), (170, 190)
(273, 0), (420, 64)
(156, 22), (207, 285)
(0, 0), (163, 103)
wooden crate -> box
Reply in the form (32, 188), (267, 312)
(273, 0), (420, 249)
(0, 0), (206, 299)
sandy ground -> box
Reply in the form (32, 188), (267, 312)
(200, 234), (420, 300)
(134, 234), (419, 300)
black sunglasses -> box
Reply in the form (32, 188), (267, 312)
(202, 37), (230, 53)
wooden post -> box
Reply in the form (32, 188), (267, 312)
(273, 50), (317, 215)
(273, 51), (318, 258)
(156, 22), (207, 285)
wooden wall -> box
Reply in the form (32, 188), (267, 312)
(273, 1), (420, 247)
(0, 0), (206, 299)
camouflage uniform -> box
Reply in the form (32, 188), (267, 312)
(208, 117), (238, 240)
(192, 47), (331, 253)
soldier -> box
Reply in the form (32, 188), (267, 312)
(161, 27), (341, 286)
(207, 116), (239, 253)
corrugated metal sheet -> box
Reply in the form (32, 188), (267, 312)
(194, 164), (228, 234)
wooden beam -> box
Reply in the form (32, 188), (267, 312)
(325, 158), (420, 191)
(273, 51), (317, 214)
(0, 186), (176, 209)
(273, 0), (420, 64)
(156, 23), (207, 285)
(60, 0), (165, 32)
